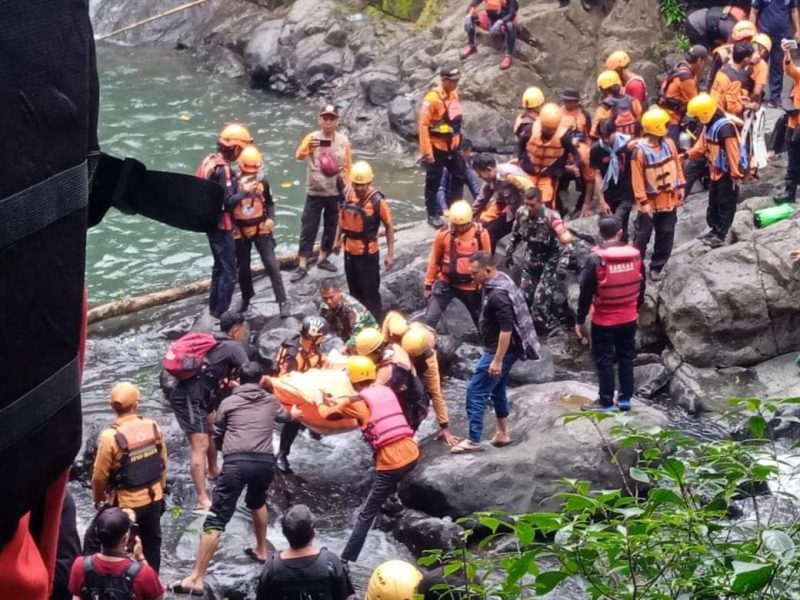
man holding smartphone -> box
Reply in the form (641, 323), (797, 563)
(751, 0), (800, 106)
(293, 105), (353, 282)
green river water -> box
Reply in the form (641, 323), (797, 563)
(89, 44), (424, 305)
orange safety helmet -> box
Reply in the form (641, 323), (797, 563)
(219, 123), (253, 149)
(731, 20), (756, 42)
(539, 103), (563, 130)
(238, 145), (262, 174)
(605, 50), (631, 71)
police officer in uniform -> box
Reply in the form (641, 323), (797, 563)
(505, 188), (574, 333)
(575, 215), (645, 412)
(90, 383), (167, 572)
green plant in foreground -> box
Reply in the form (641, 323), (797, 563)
(660, 0), (686, 27)
(421, 398), (800, 599)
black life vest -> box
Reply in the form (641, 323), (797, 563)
(659, 62), (694, 113)
(383, 360), (429, 431)
(80, 556), (141, 600)
(110, 418), (164, 491)
(263, 548), (348, 600)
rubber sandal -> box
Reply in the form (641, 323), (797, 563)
(450, 440), (484, 454)
(244, 547), (267, 564)
(491, 439), (513, 448)
(170, 582), (204, 596)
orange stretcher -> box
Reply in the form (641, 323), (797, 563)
(269, 368), (359, 436)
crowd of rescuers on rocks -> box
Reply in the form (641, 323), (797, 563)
(64, 8), (800, 597)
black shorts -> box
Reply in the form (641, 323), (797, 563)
(204, 454), (276, 532)
(169, 378), (211, 436)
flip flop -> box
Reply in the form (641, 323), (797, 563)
(244, 547), (267, 564)
(450, 440), (484, 454)
(170, 581), (204, 596)
(491, 439), (513, 448)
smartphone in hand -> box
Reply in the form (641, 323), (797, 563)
(127, 523), (139, 554)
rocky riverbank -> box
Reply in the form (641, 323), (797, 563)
(91, 0), (674, 151)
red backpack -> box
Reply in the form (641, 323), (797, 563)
(163, 333), (218, 380)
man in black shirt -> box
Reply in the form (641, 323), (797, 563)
(257, 504), (351, 600)
(169, 311), (249, 509)
(451, 251), (523, 454)
(589, 118), (635, 241)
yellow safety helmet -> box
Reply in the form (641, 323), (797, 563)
(351, 160), (374, 185)
(448, 200), (473, 226)
(355, 327), (384, 356)
(383, 311), (410, 338)
(596, 70), (622, 91)
(539, 103), (563, 130)
(365, 560), (423, 600)
(401, 326), (432, 359)
(522, 86), (545, 109)
(605, 50), (631, 70)
(753, 33), (772, 53)
(219, 123), (253, 149)
(237, 145), (262, 174)
(347, 355), (377, 384)
(731, 20), (756, 42)
(640, 106), (670, 137)
(686, 92), (718, 125)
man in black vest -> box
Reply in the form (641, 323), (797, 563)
(256, 505), (351, 600)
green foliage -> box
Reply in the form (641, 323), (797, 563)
(659, 0), (686, 27)
(420, 398), (800, 599)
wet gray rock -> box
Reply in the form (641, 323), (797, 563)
(400, 380), (668, 518)
(381, 256), (427, 314)
(634, 362), (670, 398)
(257, 327), (296, 361)
(447, 344), (483, 380)
(387, 96), (417, 139)
(393, 509), (464, 554)
(361, 69), (402, 106)
(507, 348), (556, 385)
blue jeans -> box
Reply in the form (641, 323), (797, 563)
(466, 351), (517, 444)
(207, 228), (237, 316)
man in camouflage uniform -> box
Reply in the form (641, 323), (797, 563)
(505, 188), (574, 332)
(319, 278), (378, 350)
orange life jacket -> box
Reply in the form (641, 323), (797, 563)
(359, 384), (414, 449)
(526, 121), (570, 176)
(439, 223), (488, 286)
(659, 61), (695, 113)
(233, 178), (267, 228)
(603, 94), (639, 135)
(484, 0), (506, 12)
(636, 140), (679, 196)
(429, 91), (464, 139)
(110, 417), (164, 491)
(560, 107), (589, 138)
(276, 333), (322, 375)
(340, 186), (382, 242)
(514, 112), (535, 137)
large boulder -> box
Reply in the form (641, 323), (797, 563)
(400, 380), (668, 518)
(658, 216), (800, 368)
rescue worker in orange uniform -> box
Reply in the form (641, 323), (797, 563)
(354, 328), (428, 432)
(591, 71), (643, 138)
(514, 87), (545, 162)
(522, 103), (578, 212)
(750, 33), (774, 102)
(90, 383), (167, 572)
(231, 145), (288, 317)
(383, 312), (460, 446)
(423, 200), (492, 330)
(685, 93), (745, 248)
(419, 63), (466, 229)
(710, 41), (759, 118)
(316, 356), (419, 563)
(659, 44), (709, 145)
(605, 50), (647, 105)
(461, 0), (519, 70)
(775, 39), (800, 203)
(196, 123), (253, 318)
(274, 316), (328, 473)
(558, 88), (595, 216)
(473, 154), (537, 249)
(709, 20), (761, 84)
(631, 107), (686, 281)
(333, 161), (394, 319)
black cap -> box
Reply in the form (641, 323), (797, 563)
(96, 507), (132, 547)
(440, 62), (461, 80)
(687, 44), (709, 61)
(560, 88), (580, 101)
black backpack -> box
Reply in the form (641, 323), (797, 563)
(261, 548), (353, 600)
(387, 363), (429, 431)
(80, 556), (141, 600)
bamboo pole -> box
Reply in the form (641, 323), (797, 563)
(95, 0), (211, 41)
(87, 222), (421, 325)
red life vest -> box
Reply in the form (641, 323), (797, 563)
(590, 245), (642, 326)
(340, 186), (382, 242)
(359, 384), (414, 449)
(110, 417), (164, 491)
(440, 223), (487, 286)
(623, 74), (647, 104)
(196, 153), (233, 230)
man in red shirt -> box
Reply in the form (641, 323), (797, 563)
(68, 508), (163, 600)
